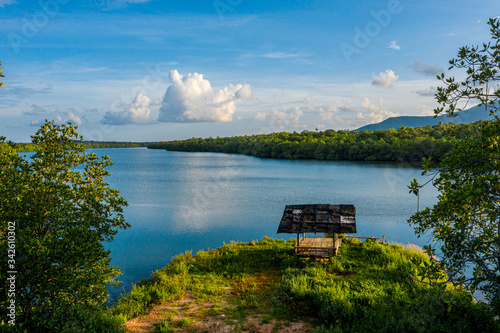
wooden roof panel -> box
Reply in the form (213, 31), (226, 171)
(277, 204), (357, 234)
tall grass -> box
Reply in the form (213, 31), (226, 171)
(109, 237), (499, 332)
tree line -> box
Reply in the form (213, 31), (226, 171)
(13, 140), (147, 152)
(148, 121), (486, 163)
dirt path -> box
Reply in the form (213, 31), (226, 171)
(124, 275), (314, 333)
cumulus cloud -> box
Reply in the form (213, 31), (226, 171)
(388, 40), (400, 50)
(66, 111), (83, 125)
(413, 86), (438, 97)
(158, 70), (252, 123)
(371, 70), (399, 88)
(254, 107), (305, 129)
(102, 93), (153, 125)
(355, 97), (398, 123)
(51, 113), (82, 126)
(410, 60), (444, 76)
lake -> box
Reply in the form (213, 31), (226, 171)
(93, 147), (438, 301)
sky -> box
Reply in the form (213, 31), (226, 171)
(0, 0), (499, 142)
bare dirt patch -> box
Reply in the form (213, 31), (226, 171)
(124, 273), (315, 333)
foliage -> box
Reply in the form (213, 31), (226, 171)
(0, 121), (129, 332)
(148, 121), (485, 163)
(12, 141), (147, 153)
(408, 18), (500, 314)
(0, 61), (4, 88)
(435, 18), (500, 118)
(409, 120), (500, 312)
(111, 238), (498, 332)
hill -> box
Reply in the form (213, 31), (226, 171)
(355, 104), (492, 131)
(109, 237), (498, 333)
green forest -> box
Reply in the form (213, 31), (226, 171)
(147, 121), (487, 163)
(13, 141), (147, 152)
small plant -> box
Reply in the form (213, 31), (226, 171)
(154, 319), (174, 333)
(175, 317), (192, 328)
(260, 314), (273, 324)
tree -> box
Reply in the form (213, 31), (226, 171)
(1, 61), (4, 88)
(0, 121), (129, 332)
(408, 18), (500, 314)
(434, 18), (500, 117)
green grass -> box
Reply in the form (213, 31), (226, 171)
(111, 236), (499, 332)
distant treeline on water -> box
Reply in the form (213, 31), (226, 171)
(147, 121), (489, 163)
(13, 141), (148, 152)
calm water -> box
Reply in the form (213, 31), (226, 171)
(91, 148), (438, 301)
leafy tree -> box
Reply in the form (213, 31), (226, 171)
(435, 18), (500, 117)
(408, 18), (500, 313)
(0, 121), (129, 332)
(0, 61), (4, 88)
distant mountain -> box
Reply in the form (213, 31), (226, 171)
(355, 104), (493, 131)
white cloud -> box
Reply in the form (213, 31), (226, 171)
(303, 94), (315, 110)
(23, 105), (82, 126)
(355, 97), (399, 124)
(416, 104), (434, 116)
(330, 102), (357, 113)
(254, 106), (305, 130)
(319, 102), (357, 121)
(413, 86), (437, 97)
(102, 93), (153, 125)
(319, 107), (335, 121)
(67, 111), (83, 125)
(388, 40), (400, 50)
(371, 70), (399, 88)
(0, 0), (16, 7)
(158, 70), (252, 123)
(410, 60), (444, 76)
(254, 112), (267, 121)
(31, 113), (82, 126)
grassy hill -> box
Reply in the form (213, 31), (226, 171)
(107, 237), (499, 333)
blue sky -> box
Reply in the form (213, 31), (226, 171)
(0, 0), (499, 142)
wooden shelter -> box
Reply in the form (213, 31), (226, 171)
(277, 204), (357, 258)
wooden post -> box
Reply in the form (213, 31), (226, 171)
(297, 233), (300, 247)
(333, 233), (339, 256)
